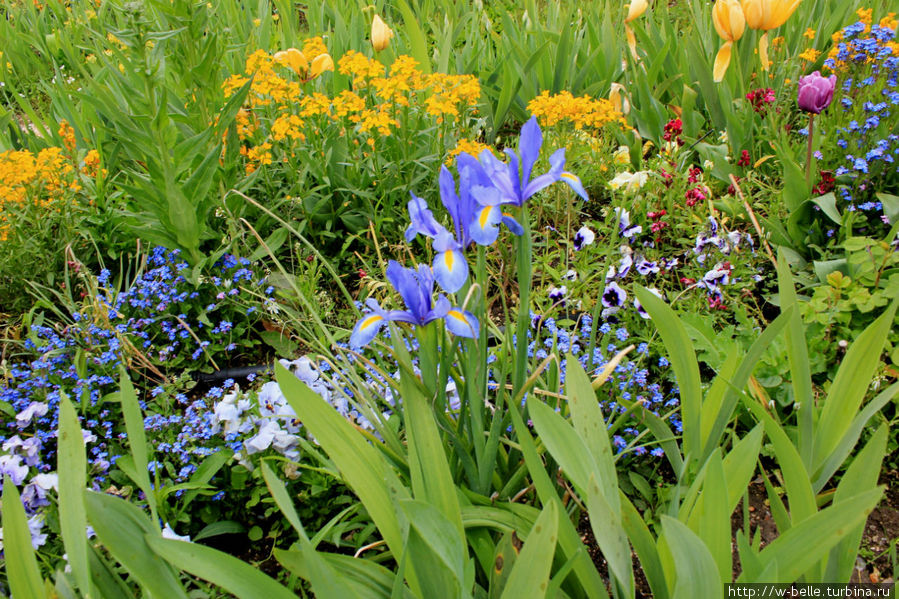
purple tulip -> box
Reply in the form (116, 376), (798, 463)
(797, 71), (837, 114)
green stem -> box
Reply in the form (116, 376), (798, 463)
(805, 112), (815, 190)
(513, 205), (532, 396)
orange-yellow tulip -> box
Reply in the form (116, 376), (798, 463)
(712, 0), (746, 82)
(624, 0), (648, 60)
(740, 0), (801, 69)
(273, 48), (308, 77)
(371, 14), (394, 52)
(309, 53), (334, 78)
(609, 83), (630, 115)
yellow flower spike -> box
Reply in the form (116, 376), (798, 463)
(371, 14), (394, 53)
(309, 53), (334, 79)
(740, 0), (801, 70)
(712, 0), (746, 82)
(274, 48), (308, 77)
(624, 0), (648, 60)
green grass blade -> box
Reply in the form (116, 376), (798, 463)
(2, 476), (46, 599)
(621, 494), (670, 599)
(395, 0), (431, 73)
(722, 425), (764, 514)
(276, 549), (415, 599)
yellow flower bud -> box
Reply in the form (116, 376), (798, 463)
(309, 53), (334, 78)
(625, 0), (648, 23)
(609, 83), (630, 115)
(713, 0), (745, 42)
(371, 14), (394, 52)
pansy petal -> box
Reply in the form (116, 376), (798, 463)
(560, 171), (589, 201)
(444, 308), (479, 338)
(432, 248), (469, 293)
(518, 116), (543, 185)
(469, 205), (502, 246)
(350, 313), (386, 348)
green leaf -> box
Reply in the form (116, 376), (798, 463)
(722, 425), (763, 513)
(660, 516), (722, 599)
(192, 520), (246, 542)
(826, 426), (888, 582)
(146, 536), (296, 599)
(586, 474), (634, 597)
(394, 0), (431, 73)
(635, 287), (702, 465)
(57, 393), (93, 597)
(83, 491), (188, 599)
(621, 495), (670, 599)
(118, 367), (157, 522)
(814, 299), (899, 465)
(275, 362), (412, 585)
(276, 549), (414, 598)
(500, 501), (558, 599)
(401, 499), (469, 599)
(686, 451), (730, 582)
(2, 476), (46, 599)
(811, 192), (841, 224)
(751, 488), (883, 583)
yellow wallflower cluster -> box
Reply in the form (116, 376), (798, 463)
(446, 139), (496, 165)
(526, 90), (625, 131)
(223, 38), (482, 174)
(0, 146), (81, 241)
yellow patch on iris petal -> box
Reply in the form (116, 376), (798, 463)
(447, 310), (468, 324)
(561, 172), (579, 182)
(444, 251), (454, 270)
(359, 314), (383, 330)
(478, 206), (493, 229)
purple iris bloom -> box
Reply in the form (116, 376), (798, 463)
(350, 261), (479, 348)
(475, 116), (588, 207)
(405, 192), (469, 293)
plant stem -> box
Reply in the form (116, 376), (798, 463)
(805, 112), (815, 190)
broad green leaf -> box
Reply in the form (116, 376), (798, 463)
(192, 520), (246, 542)
(586, 474), (634, 597)
(566, 354), (618, 506)
(146, 536), (296, 599)
(58, 393), (93, 597)
(500, 501), (558, 599)
(276, 363), (412, 585)
(722, 425), (763, 513)
(814, 300), (898, 465)
(83, 491), (188, 599)
(635, 286), (702, 464)
(118, 367), (157, 522)
(395, 0), (431, 73)
(2, 476), (46, 599)
(620, 495), (670, 599)
(660, 516), (722, 599)
(87, 544), (136, 599)
(825, 426), (888, 582)
(276, 549), (415, 599)
(751, 488), (883, 583)
(401, 499), (468, 599)
(489, 531), (522, 599)
(687, 451), (730, 582)
(527, 395), (596, 493)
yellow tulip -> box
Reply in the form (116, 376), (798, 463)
(309, 53), (334, 79)
(609, 82), (630, 115)
(624, 0), (648, 60)
(371, 14), (394, 53)
(273, 48), (308, 77)
(712, 0), (746, 82)
(740, 0), (801, 70)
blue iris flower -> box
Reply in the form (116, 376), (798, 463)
(475, 116), (589, 207)
(349, 261), (479, 348)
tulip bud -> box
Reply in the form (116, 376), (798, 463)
(309, 53), (334, 79)
(371, 14), (394, 52)
(712, 0), (746, 82)
(609, 83), (630, 115)
(797, 71), (837, 114)
(625, 0), (648, 23)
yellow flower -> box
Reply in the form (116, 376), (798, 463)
(609, 83), (630, 115)
(273, 48), (308, 76)
(803, 27), (816, 39)
(446, 139), (496, 165)
(613, 145), (630, 165)
(741, 0), (801, 69)
(309, 53), (334, 79)
(712, 0), (746, 82)
(371, 15), (394, 53)
(253, 18), (261, 27)
(799, 47), (820, 61)
(624, 0), (648, 60)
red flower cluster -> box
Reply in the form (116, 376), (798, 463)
(746, 87), (775, 114)
(685, 185), (707, 207)
(812, 170), (835, 195)
(687, 166), (703, 183)
(663, 118), (684, 145)
(737, 150), (751, 167)
(660, 167), (674, 188)
(648, 209), (668, 236)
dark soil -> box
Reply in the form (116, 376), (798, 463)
(578, 473), (899, 596)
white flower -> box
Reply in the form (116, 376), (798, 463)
(573, 226), (596, 250)
(609, 171), (648, 192)
(162, 523), (191, 542)
(246, 421), (281, 454)
(16, 402), (48, 427)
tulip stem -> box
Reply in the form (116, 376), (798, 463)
(805, 113), (815, 190)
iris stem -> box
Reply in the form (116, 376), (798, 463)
(805, 113), (815, 190)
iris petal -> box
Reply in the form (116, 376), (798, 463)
(469, 205), (502, 246)
(432, 249), (469, 293)
(349, 313), (386, 348)
(444, 308), (479, 338)
(518, 116), (543, 185)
